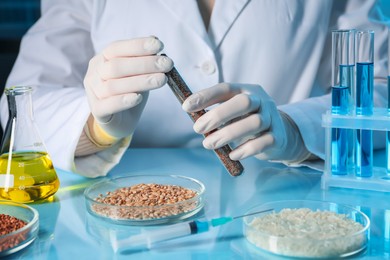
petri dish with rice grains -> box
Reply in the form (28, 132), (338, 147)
(84, 175), (205, 225)
(243, 200), (369, 259)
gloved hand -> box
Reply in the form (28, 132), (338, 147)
(84, 36), (173, 139)
(182, 83), (311, 162)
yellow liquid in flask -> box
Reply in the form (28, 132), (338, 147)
(0, 151), (60, 203)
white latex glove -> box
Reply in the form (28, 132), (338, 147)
(182, 83), (310, 162)
(84, 36), (173, 139)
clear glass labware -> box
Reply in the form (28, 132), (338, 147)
(355, 30), (374, 177)
(331, 29), (355, 175)
(0, 86), (59, 203)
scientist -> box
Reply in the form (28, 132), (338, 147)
(1, 0), (388, 177)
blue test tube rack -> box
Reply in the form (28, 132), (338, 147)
(321, 108), (390, 192)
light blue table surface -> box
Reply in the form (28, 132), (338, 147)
(4, 148), (390, 259)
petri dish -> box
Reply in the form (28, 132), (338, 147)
(0, 200), (39, 256)
(243, 200), (369, 259)
(84, 175), (205, 225)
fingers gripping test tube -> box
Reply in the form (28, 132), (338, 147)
(162, 55), (244, 176)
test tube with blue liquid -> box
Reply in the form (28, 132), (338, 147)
(356, 30), (374, 177)
(331, 30), (355, 175)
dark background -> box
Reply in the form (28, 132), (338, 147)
(0, 0), (40, 92)
(0, 0), (40, 138)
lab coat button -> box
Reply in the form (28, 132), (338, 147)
(201, 61), (216, 75)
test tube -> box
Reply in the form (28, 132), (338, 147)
(331, 30), (355, 175)
(355, 30), (374, 177)
(387, 28), (390, 174)
(161, 54), (244, 177)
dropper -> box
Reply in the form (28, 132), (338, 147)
(111, 208), (273, 252)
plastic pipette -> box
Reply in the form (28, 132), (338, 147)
(111, 208), (273, 252)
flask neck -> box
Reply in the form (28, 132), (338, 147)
(6, 87), (34, 121)
(0, 86), (37, 154)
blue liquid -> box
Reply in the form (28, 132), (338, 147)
(332, 86), (351, 114)
(356, 62), (374, 115)
(331, 65), (354, 175)
(356, 62), (374, 177)
(387, 76), (390, 174)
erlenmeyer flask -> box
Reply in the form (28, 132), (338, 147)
(0, 86), (60, 203)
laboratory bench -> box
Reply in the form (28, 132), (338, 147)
(3, 148), (390, 259)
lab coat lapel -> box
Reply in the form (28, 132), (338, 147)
(210, 0), (250, 49)
(160, 0), (211, 45)
(160, 0), (250, 50)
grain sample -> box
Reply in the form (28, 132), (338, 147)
(0, 214), (27, 252)
(245, 208), (366, 258)
(92, 183), (199, 220)
(163, 56), (244, 177)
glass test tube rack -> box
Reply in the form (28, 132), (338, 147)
(321, 108), (390, 192)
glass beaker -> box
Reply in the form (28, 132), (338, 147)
(0, 86), (60, 203)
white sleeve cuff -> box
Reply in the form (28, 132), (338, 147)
(72, 137), (131, 178)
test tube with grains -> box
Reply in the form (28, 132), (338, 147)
(162, 55), (244, 177)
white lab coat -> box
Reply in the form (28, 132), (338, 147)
(1, 0), (388, 177)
